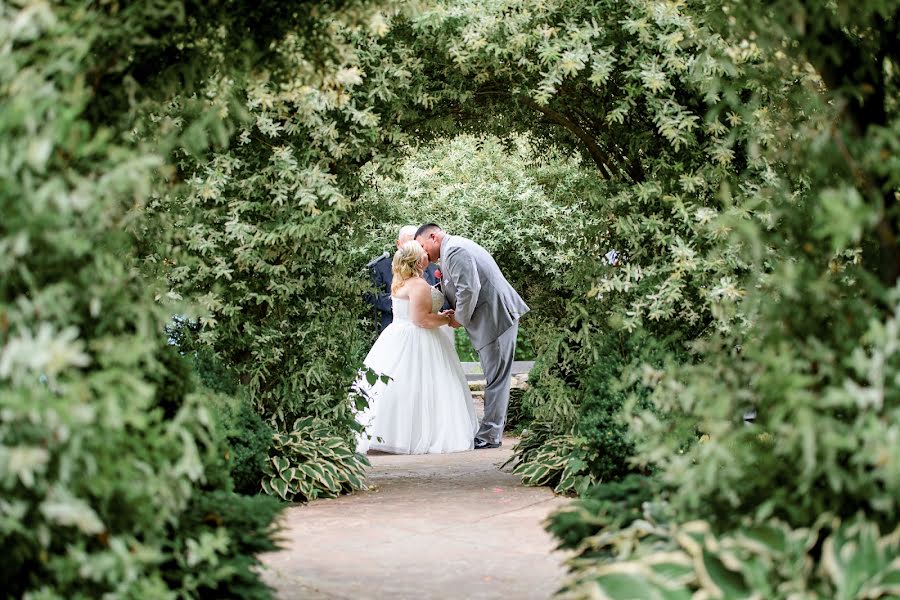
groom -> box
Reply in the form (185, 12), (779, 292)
(415, 224), (529, 449)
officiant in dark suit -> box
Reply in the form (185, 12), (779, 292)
(365, 225), (444, 333)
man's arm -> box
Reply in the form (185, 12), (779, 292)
(444, 246), (481, 327)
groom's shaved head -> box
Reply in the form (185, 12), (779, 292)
(414, 223), (443, 239)
(415, 223), (445, 263)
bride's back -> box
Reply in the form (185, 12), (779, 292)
(391, 277), (423, 323)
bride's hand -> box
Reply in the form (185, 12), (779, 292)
(438, 309), (459, 327)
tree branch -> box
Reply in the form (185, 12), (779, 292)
(569, 103), (646, 183)
(519, 96), (615, 179)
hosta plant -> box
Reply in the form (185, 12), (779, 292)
(506, 424), (596, 496)
(261, 417), (369, 502)
(558, 515), (900, 600)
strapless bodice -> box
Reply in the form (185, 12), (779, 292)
(391, 287), (445, 322)
(391, 297), (411, 322)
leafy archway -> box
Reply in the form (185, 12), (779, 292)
(155, 0), (768, 428)
(3, 0), (899, 597)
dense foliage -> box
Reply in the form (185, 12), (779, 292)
(166, 490), (282, 599)
(511, 1), (899, 597)
(0, 1), (339, 596)
(347, 0), (899, 596)
(210, 392), (275, 496)
(4, 0), (899, 597)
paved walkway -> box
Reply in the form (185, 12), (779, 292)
(461, 360), (534, 375)
(462, 360), (534, 381)
(260, 438), (570, 599)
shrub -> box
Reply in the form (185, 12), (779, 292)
(504, 387), (532, 432)
(217, 399), (275, 496)
(575, 363), (634, 485)
(519, 369), (579, 434)
(0, 2), (283, 596)
(149, 343), (197, 420)
(545, 475), (664, 554)
(167, 317), (240, 397)
(162, 490), (282, 599)
(539, 1), (900, 596)
(558, 515), (900, 600)
(261, 417), (369, 502)
(168, 325), (272, 496)
(0, 387), (282, 598)
(509, 329), (677, 494)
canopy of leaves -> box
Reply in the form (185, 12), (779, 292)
(3, 0), (899, 596)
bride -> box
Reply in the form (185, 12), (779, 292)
(356, 240), (478, 454)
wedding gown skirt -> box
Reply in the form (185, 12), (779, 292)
(356, 296), (477, 454)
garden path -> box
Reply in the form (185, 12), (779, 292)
(260, 429), (570, 600)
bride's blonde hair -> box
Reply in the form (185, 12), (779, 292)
(391, 240), (425, 294)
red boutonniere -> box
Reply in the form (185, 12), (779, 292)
(434, 269), (442, 280)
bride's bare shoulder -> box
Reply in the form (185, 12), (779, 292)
(403, 278), (430, 296)
(395, 277), (428, 298)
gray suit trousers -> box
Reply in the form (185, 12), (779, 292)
(475, 321), (518, 445)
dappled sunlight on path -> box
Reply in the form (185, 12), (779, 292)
(261, 438), (570, 600)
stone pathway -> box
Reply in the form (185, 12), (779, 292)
(461, 360), (535, 381)
(261, 438), (570, 599)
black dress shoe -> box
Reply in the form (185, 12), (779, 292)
(474, 438), (501, 449)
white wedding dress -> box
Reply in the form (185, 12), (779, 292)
(355, 286), (477, 454)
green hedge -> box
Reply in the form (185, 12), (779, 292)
(162, 490), (282, 599)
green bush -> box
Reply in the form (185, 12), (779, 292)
(575, 357), (635, 485)
(162, 490), (282, 600)
(167, 317), (239, 397)
(217, 399), (274, 496)
(0, 386), (282, 598)
(169, 324), (272, 496)
(261, 417), (369, 503)
(509, 329), (678, 494)
(504, 387), (532, 433)
(558, 515), (900, 600)
(528, 1), (900, 596)
(149, 343), (197, 420)
(546, 475), (664, 555)
(580, 331), (692, 484)
(0, 2), (283, 596)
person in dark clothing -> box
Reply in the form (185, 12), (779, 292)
(366, 225), (443, 333)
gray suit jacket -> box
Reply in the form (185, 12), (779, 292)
(439, 235), (529, 350)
